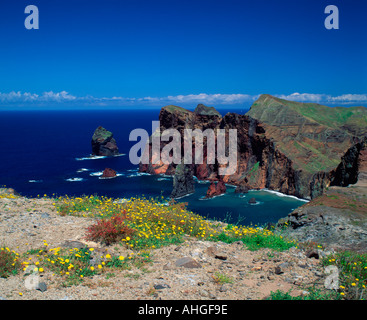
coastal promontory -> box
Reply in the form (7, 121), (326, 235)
(139, 95), (367, 200)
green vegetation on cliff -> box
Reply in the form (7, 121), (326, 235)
(162, 105), (193, 115)
(92, 126), (113, 141)
(247, 94), (367, 174)
(248, 94), (367, 136)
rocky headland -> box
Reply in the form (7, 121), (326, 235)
(278, 182), (367, 253)
(139, 94), (367, 201)
(138, 95), (367, 250)
(277, 134), (367, 251)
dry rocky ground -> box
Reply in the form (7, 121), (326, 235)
(279, 184), (367, 252)
(0, 193), (331, 301)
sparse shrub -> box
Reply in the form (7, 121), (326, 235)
(85, 212), (135, 245)
(0, 247), (21, 278)
(322, 250), (367, 300)
(212, 272), (233, 284)
(267, 288), (340, 300)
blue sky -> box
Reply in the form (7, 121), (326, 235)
(0, 0), (366, 109)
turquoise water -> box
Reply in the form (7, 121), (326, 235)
(133, 173), (306, 225)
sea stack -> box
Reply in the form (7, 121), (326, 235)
(91, 126), (119, 156)
(170, 163), (195, 199)
(101, 168), (117, 178)
(205, 180), (226, 198)
(248, 197), (257, 204)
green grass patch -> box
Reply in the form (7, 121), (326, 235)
(209, 226), (295, 252)
(0, 247), (21, 278)
(267, 288), (340, 300)
(213, 272), (234, 284)
(322, 250), (367, 300)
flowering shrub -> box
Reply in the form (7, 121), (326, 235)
(54, 195), (109, 217)
(323, 251), (367, 300)
(54, 195), (297, 250)
(18, 244), (148, 287)
(85, 212), (135, 245)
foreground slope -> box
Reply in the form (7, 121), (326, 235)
(0, 190), (325, 300)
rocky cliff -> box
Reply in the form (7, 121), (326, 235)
(277, 183), (367, 252)
(91, 126), (119, 157)
(139, 95), (367, 200)
(170, 162), (195, 199)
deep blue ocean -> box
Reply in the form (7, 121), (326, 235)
(0, 109), (306, 225)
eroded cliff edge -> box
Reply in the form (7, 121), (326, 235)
(139, 94), (367, 200)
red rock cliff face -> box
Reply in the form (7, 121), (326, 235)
(139, 105), (221, 180)
(139, 98), (367, 200)
(139, 104), (303, 198)
(206, 180), (226, 198)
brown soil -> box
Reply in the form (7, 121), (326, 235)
(0, 194), (327, 300)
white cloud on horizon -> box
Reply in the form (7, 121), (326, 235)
(0, 91), (366, 108)
(277, 92), (326, 102)
(0, 91), (77, 103)
(277, 92), (367, 104)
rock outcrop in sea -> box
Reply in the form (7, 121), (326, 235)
(91, 126), (119, 157)
(205, 180), (226, 199)
(101, 168), (117, 178)
(139, 95), (367, 200)
(170, 163), (195, 199)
